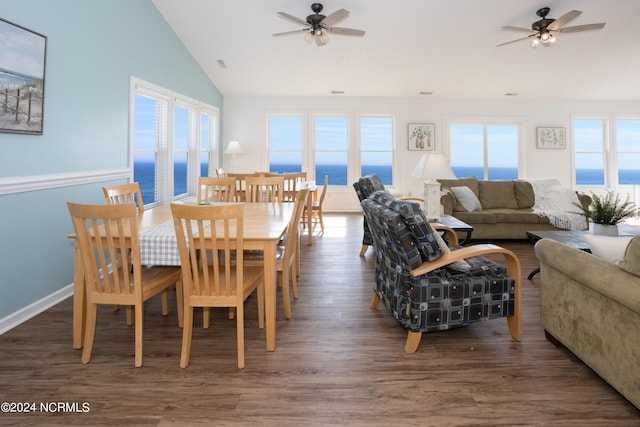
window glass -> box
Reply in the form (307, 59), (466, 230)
(360, 117), (393, 185)
(574, 119), (605, 185)
(617, 119), (640, 184)
(269, 116), (303, 172)
(315, 116), (348, 185)
(173, 105), (190, 197)
(133, 94), (161, 204)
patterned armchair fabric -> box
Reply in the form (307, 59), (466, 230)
(361, 191), (520, 352)
(353, 174), (386, 251)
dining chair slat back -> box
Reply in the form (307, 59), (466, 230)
(103, 182), (145, 213)
(245, 175), (285, 203)
(197, 176), (237, 204)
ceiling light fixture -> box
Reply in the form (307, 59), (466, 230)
(531, 30), (557, 47)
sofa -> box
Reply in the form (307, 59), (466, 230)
(534, 237), (640, 409)
(437, 177), (591, 240)
(361, 190), (521, 353)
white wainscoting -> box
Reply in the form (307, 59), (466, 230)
(0, 168), (130, 196)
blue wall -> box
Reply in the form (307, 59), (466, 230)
(0, 0), (223, 320)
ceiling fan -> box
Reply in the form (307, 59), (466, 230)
(497, 7), (606, 47)
(273, 3), (365, 46)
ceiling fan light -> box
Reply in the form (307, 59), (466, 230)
(540, 32), (550, 42)
(305, 32), (314, 43)
(549, 35), (557, 45)
(531, 38), (540, 47)
(319, 33), (329, 43)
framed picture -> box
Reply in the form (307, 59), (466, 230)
(408, 123), (435, 151)
(536, 127), (566, 149)
(0, 18), (47, 135)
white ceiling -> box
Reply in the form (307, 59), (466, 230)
(152, 0), (640, 100)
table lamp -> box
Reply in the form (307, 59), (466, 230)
(224, 140), (243, 172)
(411, 153), (456, 221)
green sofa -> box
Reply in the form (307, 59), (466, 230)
(437, 177), (590, 240)
(534, 237), (640, 409)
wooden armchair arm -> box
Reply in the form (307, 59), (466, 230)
(410, 243), (522, 341)
(431, 224), (459, 246)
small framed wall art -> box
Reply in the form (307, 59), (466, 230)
(408, 123), (435, 151)
(536, 127), (566, 149)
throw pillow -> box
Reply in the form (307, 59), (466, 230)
(431, 229), (471, 271)
(619, 236), (640, 276)
(450, 186), (482, 212)
(584, 234), (634, 264)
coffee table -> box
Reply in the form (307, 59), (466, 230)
(526, 226), (640, 279)
(434, 215), (474, 245)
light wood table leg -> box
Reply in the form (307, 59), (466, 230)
(264, 241), (277, 351)
(307, 189), (314, 245)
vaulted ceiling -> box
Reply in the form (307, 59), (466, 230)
(152, 0), (640, 100)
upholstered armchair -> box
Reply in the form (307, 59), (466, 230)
(353, 173), (386, 256)
(361, 191), (521, 353)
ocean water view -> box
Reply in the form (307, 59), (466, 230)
(134, 161), (640, 205)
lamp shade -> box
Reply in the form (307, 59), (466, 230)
(224, 140), (243, 155)
(411, 154), (456, 180)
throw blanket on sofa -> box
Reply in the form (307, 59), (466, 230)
(524, 178), (587, 231)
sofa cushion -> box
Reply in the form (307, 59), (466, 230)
(478, 180), (518, 210)
(585, 234), (634, 264)
(619, 236), (640, 276)
(514, 180), (535, 209)
(450, 186), (482, 212)
(492, 209), (543, 224)
(438, 177), (479, 212)
(454, 211), (498, 224)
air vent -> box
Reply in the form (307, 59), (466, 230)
(217, 59), (227, 69)
(331, 90), (345, 94)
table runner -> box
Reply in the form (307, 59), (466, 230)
(139, 219), (205, 266)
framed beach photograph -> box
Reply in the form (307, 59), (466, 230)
(0, 18), (47, 135)
(408, 123), (435, 151)
(536, 127), (566, 149)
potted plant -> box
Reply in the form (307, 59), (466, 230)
(573, 190), (639, 236)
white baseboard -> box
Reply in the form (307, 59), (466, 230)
(0, 284), (73, 335)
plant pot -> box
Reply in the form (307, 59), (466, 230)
(592, 223), (619, 236)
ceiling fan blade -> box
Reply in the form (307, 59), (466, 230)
(322, 8), (350, 26)
(276, 12), (308, 27)
(555, 23), (606, 33)
(497, 35), (534, 47)
(548, 10), (582, 30)
(502, 26), (536, 33)
(327, 27), (365, 37)
(272, 29), (307, 37)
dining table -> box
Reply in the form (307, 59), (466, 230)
(69, 200), (295, 352)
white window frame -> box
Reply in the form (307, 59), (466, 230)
(571, 114), (609, 188)
(129, 77), (219, 207)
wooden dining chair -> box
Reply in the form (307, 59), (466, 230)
(67, 202), (182, 367)
(245, 188), (310, 319)
(197, 176), (237, 203)
(171, 202), (265, 369)
(103, 182), (145, 213)
(215, 167), (227, 177)
(245, 175), (285, 203)
(281, 172), (307, 202)
(303, 174), (328, 236)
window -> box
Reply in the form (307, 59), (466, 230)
(314, 116), (348, 185)
(573, 118), (605, 185)
(266, 113), (395, 187)
(131, 77), (219, 206)
(616, 119), (640, 185)
(268, 115), (303, 173)
(360, 116), (393, 186)
(449, 121), (520, 180)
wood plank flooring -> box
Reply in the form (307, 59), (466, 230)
(1, 213), (638, 426)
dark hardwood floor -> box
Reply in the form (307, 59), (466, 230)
(1, 213), (638, 426)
